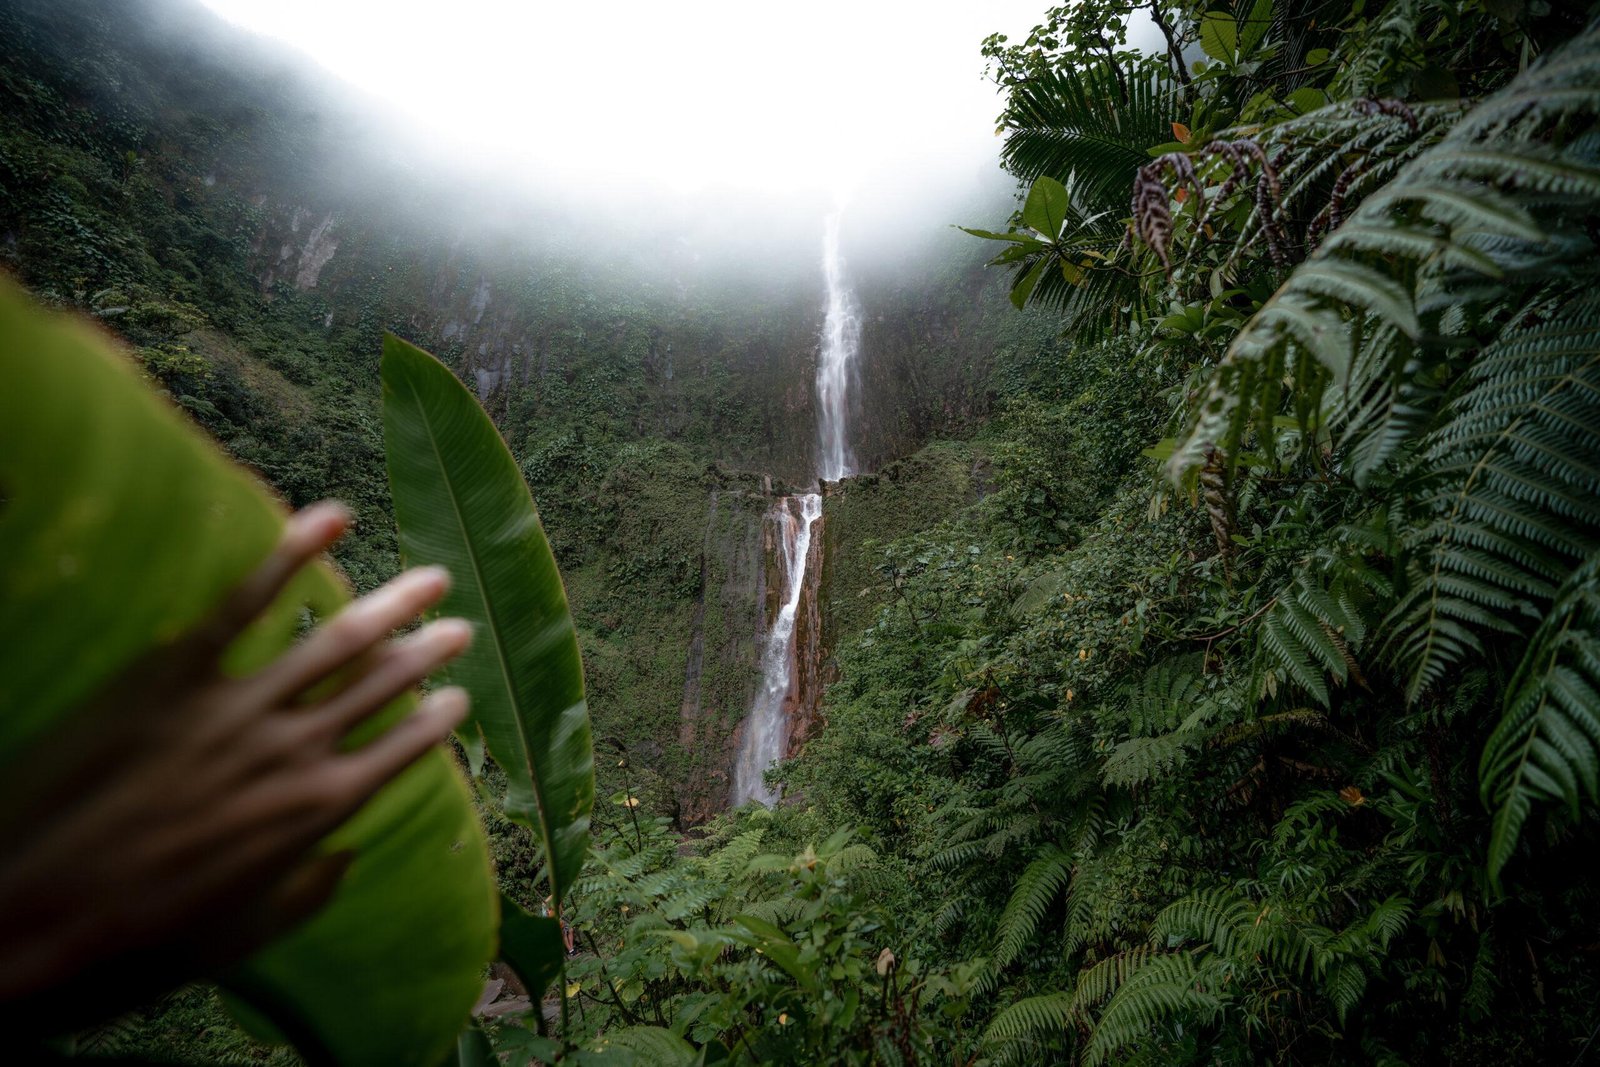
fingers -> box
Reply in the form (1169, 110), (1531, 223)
(254, 565), (452, 704)
(308, 619), (473, 740)
(195, 502), (352, 659)
(335, 686), (470, 811)
(180, 687), (467, 906)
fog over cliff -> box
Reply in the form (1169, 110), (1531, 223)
(182, 0), (1073, 291)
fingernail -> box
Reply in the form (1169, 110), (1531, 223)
(295, 501), (352, 543)
(307, 500), (353, 526)
(433, 617), (474, 649)
(433, 686), (470, 722)
(412, 565), (451, 590)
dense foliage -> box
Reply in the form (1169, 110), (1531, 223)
(7, 0), (1600, 1063)
(536, 2), (1600, 1065)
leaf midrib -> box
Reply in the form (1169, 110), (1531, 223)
(405, 368), (559, 896)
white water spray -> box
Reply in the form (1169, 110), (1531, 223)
(732, 213), (863, 806)
(732, 493), (822, 805)
(816, 211), (861, 483)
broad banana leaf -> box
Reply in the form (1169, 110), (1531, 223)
(0, 280), (497, 1066)
(380, 334), (594, 908)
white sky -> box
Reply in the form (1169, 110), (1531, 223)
(196, 0), (1049, 200)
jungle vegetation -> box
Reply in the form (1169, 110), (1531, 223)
(547, 2), (1600, 1064)
(4, 0), (1600, 1064)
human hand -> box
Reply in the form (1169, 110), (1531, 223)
(0, 501), (472, 1023)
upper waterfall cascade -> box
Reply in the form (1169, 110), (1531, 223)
(815, 212), (862, 483)
(732, 215), (862, 806)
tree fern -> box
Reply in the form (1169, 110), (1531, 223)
(1170, 26), (1600, 478)
(1387, 295), (1600, 698)
(1159, 24), (1600, 873)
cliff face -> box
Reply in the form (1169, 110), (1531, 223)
(242, 198), (834, 485)
(784, 503), (830, 758)
(818, 441), (988, 677)
(675, 487), (770, 822)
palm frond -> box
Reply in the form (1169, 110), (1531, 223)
(999, 61), (1177, 209)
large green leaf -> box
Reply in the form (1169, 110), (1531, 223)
(1022, 175), (1071, 241)
(380, 334), (594, 907)
(0, 280), (496, 1066)
(1199, 11), (1237, 63)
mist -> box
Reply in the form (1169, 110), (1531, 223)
(175, 0), (1066, 293)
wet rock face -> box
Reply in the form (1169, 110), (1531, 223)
(254, 206), (339, 291)
(293, 212), (339, 289)
(844, 263), (1011, 471)
(730, 493), (823, 807)
(675, 487), (768, 825)
(783, 505), (828, 756)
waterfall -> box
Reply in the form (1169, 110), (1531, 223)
(816, 211), (861, 483)
(732, 213), (861, 806)
(732, 493), (822, 805)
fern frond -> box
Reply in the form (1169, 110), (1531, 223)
(1325, 961), (1367, 1025)
(932, 898), (965, 939)
(1123, 653), (1206, 735)
(1102, 732), (1193, 787)
(1385, 297), (1600, 701)
(735, 895), (805, 927)
(983, 991), (1075, 1045)
(1261, 608), (1331, 706)
(1151, 887), (1257, 955)
(1255, 573), (1375, 706)
(1170, 25), (1600, 480)
(1084, 952), (1219, 1065)
(702, 828), (766, 882)
(1068, 945), (1165, 1021)
(1480, 549), (1600, 881)
(992, 845), (1073, 971)
(660, 883), (720, 922)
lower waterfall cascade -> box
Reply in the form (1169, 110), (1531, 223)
(730, 493), (823, 805)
